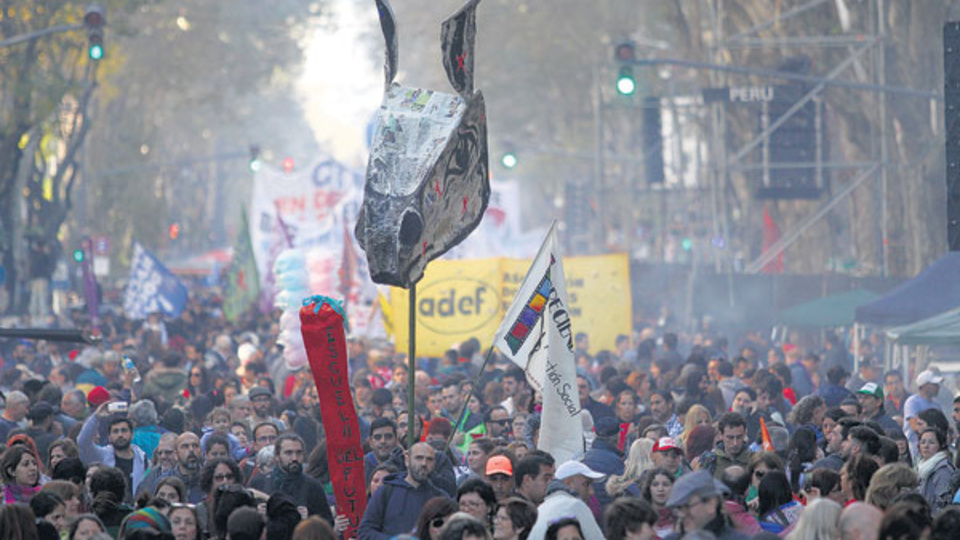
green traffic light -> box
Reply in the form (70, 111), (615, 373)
(89, 44), (104, 60)
(616, 68), (636, 96)
(249, 159), (262, 173)
(681, 238), (693, 251)
(501, 152), (518, 169)
(73, 249), (84, 262)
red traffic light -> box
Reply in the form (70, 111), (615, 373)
(282, 157), (295, 173)
(84, 4), (106, 28)
(614, 41), (635, 62)
(169, 223), (180, 240)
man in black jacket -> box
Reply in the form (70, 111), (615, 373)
(249, 433), (334, 524)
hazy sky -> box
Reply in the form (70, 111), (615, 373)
(298, 0), (381, 167)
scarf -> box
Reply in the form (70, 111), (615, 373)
(918, 451), (949, 480)
(3, 483), (41, 504)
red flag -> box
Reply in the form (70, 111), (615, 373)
(300, 297), (366, 539)
(759, 417), (775, 452)
(762, 206), (784, 274)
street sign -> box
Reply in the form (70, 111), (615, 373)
(52, 261), (69, 290)
(94, 235), (110, 256)
(93, 256), (110, 277)
(702, 84), (803, 104)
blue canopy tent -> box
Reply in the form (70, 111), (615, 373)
(855, 253), (960, 327)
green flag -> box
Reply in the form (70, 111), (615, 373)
(223, 209), (260, 322)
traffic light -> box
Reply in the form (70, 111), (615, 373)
(501, 152), (518, 169)
(248, 145), (262, 172)
(614, 41), (636, 96)
(73, 249), (84, 262)
(616, 68), (636, 96)
(282, 157), (295, 174)
(84, 4), (106, 61)
(169, 223), (180, 240)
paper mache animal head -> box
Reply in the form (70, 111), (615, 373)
(355, 0), (490, 289)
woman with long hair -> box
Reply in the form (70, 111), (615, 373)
(2, 445), (42, 503)
(677, 404), (711, 447)
(917, 427), (955, 515)
(840, 454), (879, 505)
(8, 433), (46, 478)
(154, 476), (186, 504)
(684, 424), (716, 468)
(787, 426), (819, 494)
(415, 496), (458, 540)
(464, 439), (496, 484)
(757, 471), (803, 534)
(47, 439), (79, 473)
(198, 458), (244, 535)
(0, 503), (39, 540)
(186, 364), (212, 399)
(606, 438), (654, 498)
(639, 467), (675, 537)
(784, 498), (841, 540)
(789, 396), (826, 436)
(747, 451), (784, 504)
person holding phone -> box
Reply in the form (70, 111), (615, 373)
(77, 401), (147, 502)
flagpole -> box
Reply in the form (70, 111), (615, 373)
(446, 343), (496, 447)
(407, 283), (417, 449)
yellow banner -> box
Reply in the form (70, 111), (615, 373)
(390, 254), (632, 357)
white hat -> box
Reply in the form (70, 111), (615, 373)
(916, 370), (944, 387)
(237, 343), (259, 364)
(555, 460), (605, 481)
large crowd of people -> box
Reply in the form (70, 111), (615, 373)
(0, 295), (958, 540)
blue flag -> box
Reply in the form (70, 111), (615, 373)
(123, 243), (188, 319)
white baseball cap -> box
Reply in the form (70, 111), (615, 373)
(916, 370), (944, 387)
(555, 460), (605, 481)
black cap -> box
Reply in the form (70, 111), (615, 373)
(249, 386), (272, 400)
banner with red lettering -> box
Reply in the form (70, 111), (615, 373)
(301, 296), (366, 539)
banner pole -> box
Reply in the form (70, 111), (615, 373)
(407, 283), (417, 449)
(446, 344), (496, 447)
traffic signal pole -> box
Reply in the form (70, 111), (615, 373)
(0, 24), (83, 48)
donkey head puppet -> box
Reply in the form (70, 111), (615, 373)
(356, 0), (490, 289)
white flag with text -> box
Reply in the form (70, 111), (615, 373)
(493, 223), (583, 462)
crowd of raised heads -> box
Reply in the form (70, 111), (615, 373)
(2, 301), (960, 540)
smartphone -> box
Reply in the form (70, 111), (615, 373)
(108, 402), (128, 413)
(122, 356), (142, 384)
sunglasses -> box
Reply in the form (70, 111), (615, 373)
(214, 473), (236, 482)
